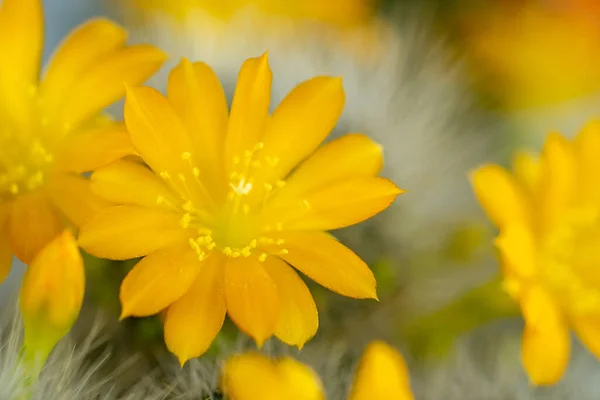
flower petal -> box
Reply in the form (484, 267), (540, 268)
(47, 174), (112, 227)
(574, 120), (600, 204)
(221, 353), (282, 400)
(60, 45), (166, 129)
(78, 206), (189, 260)
(521, 285), (570, 386)
(274, 133), (383, 203)
(494, 223), (536, 279)
(349, 341), (414, 400)
(0, 205), (12, 283)
(572, 315), (600, 361)
(270, 231), (377, 299)
(224, 257), (279, 346)
(120, 242), (202, 318)
(276, 358), (325, 400)
(224, 53), (271, 169)
(470, 164), (528, 228)
(512, 151), (540, 195)
(91, 160), (179, 209)
(40, 19), (126, 115)
(262, 257), (318, 348)
(55, 123), (137, 173)
(269, 177), (403, 232)
(260, 76), (344, 180)
(0, 0), (42, 123)
(9, 191), (63, 264)
(164, 254), (226, 366)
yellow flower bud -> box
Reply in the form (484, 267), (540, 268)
(19, 230), (85, 370)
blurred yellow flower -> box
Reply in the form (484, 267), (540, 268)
(462, 0), (600, 109)
(471, 120), (600, 385)
(0, 0), (166, 276)
(20, 230), (84, 374)
(221, 340), (414, 400)
(79, 53), (402, 365)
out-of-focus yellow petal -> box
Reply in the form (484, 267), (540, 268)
(262, 257), (318, 348)
(271, 231), (377, 299)
(55, 123), (136, 173)
(167, 58), (228, 195)
(470, 164), (528, 228)
(0, 0), (43, 123)
(512, 151), (541, 195)
(47, 174), (112, 227)
(40, 19), (126, 115)
(0, 206), (12, 283)
(539, 133), (576, 233)
(224, 53), (271, 170)
(221, 353), (282, 400)
(91, 160), (179, 209)
(164, 254), (226, 366)
(494, 223), (536, 279)
(573, 315), (600, 360)
(224, 257), (279, 346)
(78, 206), (189, 260)
(349, 341), (414, 400)
(274, 133), (383, 203)
(261, 76), (345, 180)
(269, 177), (403, 232)
(59, 45), (166, 129)
(574, 120), (600, 204)
(521, 285), (570, 386)
(120, 242), (201, 318)
(276, 357), (325, 400)
(9, 191), (62, 264)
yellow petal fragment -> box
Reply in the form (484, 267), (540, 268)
(164, 254), (226, 366)
(275, 133), (383, 203)
(221, 353), (283, 400)
(271, 177), (403, 232)
(91, 160), (179, 209)
(167, 58), (228, 192)
(574, 120), (600, 204)
(0, 0), (43, 123)
(60, 45), (167, 129)
(225, 53), (271, 170)
(47, 174), (112, 227)
(224, 257), (279, 347)
(512, 151), (541, 195)
(539, 132), (576, 233)
(272, 231), (377, 299)
(276, 357), (325, 400)
(262, 257), (318, 348)
(120, 242), (201, 318)
(349, 341), (414, 400)
(261, 76), (345, 180)
(494, 223), (536, 280)
(573, 315), (600, 360)
(78, 206), (189, 260)
(55, 123), (137, 173)
(9, 191), (63, 264)
(40, 19), (127, 114)
(470, 164), (528, 228)
(0, 206), (12, 283)
(520, 285), (570, 386)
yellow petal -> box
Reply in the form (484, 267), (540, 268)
(47, 174), (112, 227)
(60, 45), (166, 129)
(167, 58), (228, 194)
(349, 341), (414, 400)
(40, 19), (127, 115)
(276, 357), (325, 400)
(0, 0), (43, 123)
(262, 257), (318, 348)
(9, 191), (63, 264)
(221, 353), (283, 400)
(260, 76), (345, 180)
(512, 151), (541, 195)
(574, 120), (600, 204)
(164, 254), (226, 366)
(0, 205), (12, 283)
(91, 160), (179, 209)
(269, 177), (403, 232)
(494, 223), (536, 279)
(539, 132), (577, 232)
(520, 285), (570, 386)
(224, 257), (279, 346)
(271, 231), (377, 299)
(470, 164), (528, 228)
(78, 205), (189, 260)
(274, 133), (383, 203)
(55, 123), (137, 173)
(224, 53), (271, 170)
(120, 242), (201, 318)
(573, 315), (600, 360)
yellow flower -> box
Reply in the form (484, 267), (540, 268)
(79, 53), (403, 365)
(20, 230), (84, 375)
(221, 340), (414, 400)
(471, 120), (600, 385)
(0, 0), (166, 276)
